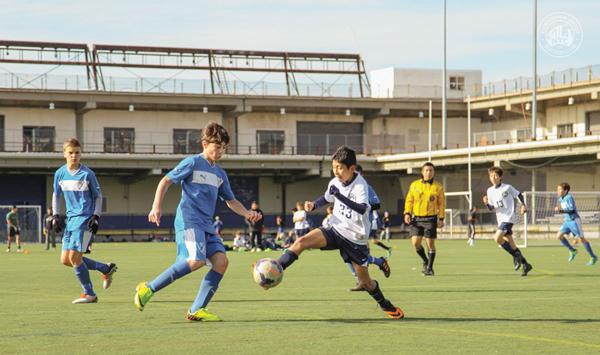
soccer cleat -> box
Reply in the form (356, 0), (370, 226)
(587, 256), (597, 266)
(348, 283), (365, 292)
(387, 249), (392, 258)
(73, 293), (98, 304)
(421, 262), (428, 275)
(5, 248), (10, 253)
(379, 258), (391, 278)
(134, 282), (154, 311)
(380, 299), (404, 319)
(187, 308), (222, 322)
(521, 263), (533, 276)
(102, 263), (118, 289)
(513, 256), (521, 271)
(568, 249), (578, 262)
(423, 268), (435, 276)
(17, 248), (23, 253)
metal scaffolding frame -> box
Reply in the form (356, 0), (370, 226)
(0, 40), (370, 97)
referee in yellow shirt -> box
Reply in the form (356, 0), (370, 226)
(404, 162), (446, 276)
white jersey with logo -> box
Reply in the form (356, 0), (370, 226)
(294, 210), (309, 229)
(486, 183), (522, 225)
(323, 173), (371, 245)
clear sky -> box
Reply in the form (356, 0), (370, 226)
(2, 0), (598, 83)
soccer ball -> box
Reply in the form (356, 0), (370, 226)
(253, 258), (284, 289)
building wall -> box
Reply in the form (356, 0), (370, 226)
(2, 107), (75, 151)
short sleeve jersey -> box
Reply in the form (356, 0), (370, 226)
(486, 183), (522, 225)
(559, 194), (579, 221)
(323, 173), (371, 245)
(166, 154), (235, 234)
(53, 164), (102, 230)
(6, 211), (18, 228)
(294, 210), (309, 229)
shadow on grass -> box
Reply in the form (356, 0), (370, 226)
(229, 317), (600, 324)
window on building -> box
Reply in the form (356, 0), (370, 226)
(449, 76), (465, 90)
(586, 111), (600, 135)
(173, 129), (203, 154)
(516, 128), (531, 141)
(256, 130), (285, 154)
(557, 124), (573, 138)
(23, 126), (55, 152)
(104, 127), (135, 153)
(297, 122), (363, 155)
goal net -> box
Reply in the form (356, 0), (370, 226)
(438, 191), (472, 239)
(0, 205), (42, 243)
(520, 192), (600, 247)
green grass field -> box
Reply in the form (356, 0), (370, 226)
(1, 240), (600, 354)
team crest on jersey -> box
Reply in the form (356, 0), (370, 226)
(77, 180), (86, 190)
(502, 192), (508, 197)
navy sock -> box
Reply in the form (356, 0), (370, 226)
(367, 280), (386, 306)
(376, 242), (390, 251)
(500, 242), (517, 257)
(584, 242), (597, 258)
(368, 254), (384, 267)
(277, 249), (298, 270)
(427, 250), (436, 269)
(416, 247), (428, 263)
(560, 238), (576, 252)
(190, 269), (224, 313)
(82, 257), (110, 274)
(347, 263), (359, 281)
(147, 260), (192, 293)
(74, 263), (95, 296)
(514, 248), (527, 264)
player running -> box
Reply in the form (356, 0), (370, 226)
(483, 166), (533, 276)
(253, 146), (404, 319)
(136, 121), (261, 322)
(554, 182), (597, 265)
(52, 138), (117, 304)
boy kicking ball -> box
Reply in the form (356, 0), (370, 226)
(253, 146), (404, 319)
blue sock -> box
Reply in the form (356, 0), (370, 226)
(190, 269), (224, 313)
(277, 249), (298, 270)
(347, 263), (359, 281)
(584, 242), (597, 258)
(147, 260), (192, 293)
(560, 238), (576, 252)
(82, 257), (110, 274)
(500, 242), (516, 256)
(368, 254), (384, 267)
(74, 263), (95, 296)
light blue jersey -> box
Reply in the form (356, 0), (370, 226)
(167, 154), (235, 234)
(367, 184), (380, 224)
(559, 194), (579, 221)
(53, 164), (102, 231)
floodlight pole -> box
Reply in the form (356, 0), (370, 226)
(428, 100), (433, 161)
(532, 0), (537, 141)
(468, 95), (472, 210)
(442, 0), (447, 149)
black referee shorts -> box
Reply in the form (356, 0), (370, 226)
(409, 216), (438, 239)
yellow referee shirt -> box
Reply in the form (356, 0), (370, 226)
(404, 179), (446, 219)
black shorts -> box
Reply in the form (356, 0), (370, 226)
(409, 216), (438, 239)
(8, 227), (19, 237)
(319, 227), (369, 267)
(498, 222), (513, 235)
(369, 229), (378, 239)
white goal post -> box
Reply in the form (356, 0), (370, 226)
(520, 192), (600, 248)
(0, 205), (42, 243)
(439, 191), (472, 239)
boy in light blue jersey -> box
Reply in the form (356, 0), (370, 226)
(52, 138), (117, 304)
(555, 182), (597, 265)
(135, 121), (262, 322)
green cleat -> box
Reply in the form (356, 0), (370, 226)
(187, 308), (222, 322)
(568, 249), (578, 262)
(134, 282), (154, 311)
(387, 249), (392, 258)
(587, 256), (597, 266)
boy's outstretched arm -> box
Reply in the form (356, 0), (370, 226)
(149, 176), (173, 226)
(226, 199), (262, 222)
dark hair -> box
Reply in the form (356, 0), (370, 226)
(422, 162), (435, 170)
(332, 146), (356, 168)
(251, 201), (258, 205)
(355, 165), (363, 173)
(559, 182), (570, 193)
(488, 166), (503, 177)
(11, 205), (17, 209)
(202, 121), (230, 145)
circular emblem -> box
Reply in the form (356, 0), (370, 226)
(502, 192), (508, 197)
(429, 196), (435, 201)
(538, 12), (582, 58)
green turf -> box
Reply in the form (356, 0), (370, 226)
(1, 240), (600, 354)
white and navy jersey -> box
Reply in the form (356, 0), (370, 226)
(559, 194), (579, 221)
(323, 173), (371, 245)
(53, 164), (102, 231)
(166, 154), (235, 234)
(294, 210), (309, 229)
(486, 183), (523, 225)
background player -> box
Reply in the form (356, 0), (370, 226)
(404, 162), (445, 276)
(5, 206), (21, 252)
(254, 146), (403, 319)
(43, 207), (57, 251)
(483, 166), (532, 276)
(53, 138), (117, 304)
(467, 206), (477, 246)
(136, 121), (261, 322)
(554, 182), (597, 265)
(293, 201), (310, 238)
(246, 201), (264, 252)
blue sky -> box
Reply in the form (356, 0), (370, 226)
(1, 0), (598, 83)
